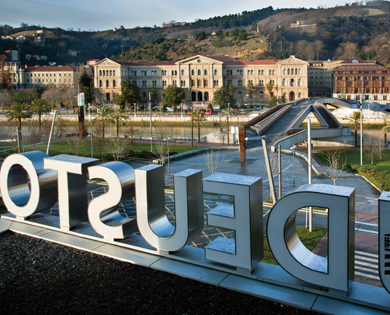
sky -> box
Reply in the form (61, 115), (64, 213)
(1, 0), (354, 31)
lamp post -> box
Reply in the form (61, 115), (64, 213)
(360, 99), (363, 166)
(181, 102), (183, 118)
(88, 131), (93, 158)
(134, 103), (137, 118)
(291, 145), (296, 187)
(164, 137), (172, 174)
(149, 93), (152, 152)
(46, 109), (68, 155)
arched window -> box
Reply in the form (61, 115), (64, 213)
(204, 92), (209, 101)
(143, 91), (146, 97)
(99, 80), (102, 87)
(238, 91), (242, 98)
(181, 69), (184, 75)
(204, 70), (207, 75)
(290, 79), (294, 87)
(197, 79), (201, 87)
(110, 70), (112, 76)
(298, 79), (302, 87)
(106, 93), (110, 101)
(198, 70), (201, 75)
(113, 80), (116, 88)
(103, 70), (106, 76)
(282, 79), (286, 87)
(214, 69), (217, 75)
(283, 69), (286, 75)
(287, 69), (290, 75)
(99, 70), (102, 76)
(106, 80), (109, 88)
(113, 70), (116, 76)
(204, 79), (208, 87)
(191, 91), (196, 101)
(191, 70), (194, 75)
(191, 79), (195, 87)
(295, 68), (298, 75)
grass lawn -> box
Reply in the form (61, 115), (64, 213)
(314, 149), (390, 190)
(0, 140), (205, 160)
(263, 226), (327, 265)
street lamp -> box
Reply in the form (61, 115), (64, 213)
(360, 98), (363, 166)
(291, 145), (296, 187)
(46, 109), (69, 155)
(164, 137), (172, 174)
(88, 131), (94, 158)
(149, 93), (152, 152)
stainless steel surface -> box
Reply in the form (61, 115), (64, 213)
(203, 172), (262, 271)
(88, 161), (137, 240)
(0, 151), (58, 218)
(135, 164), (203, 252)
(267, 183), (355, 292)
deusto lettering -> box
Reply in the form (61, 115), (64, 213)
(0, 151), (388, 296)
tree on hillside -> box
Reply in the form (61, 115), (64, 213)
(162, 85), (185, 110)
(349, 111), (361, 147)
(246, 81), (255, 107)
(213, 85), (234, 109)
(30, 98), (51, 133)
(195, 31), (206, 41)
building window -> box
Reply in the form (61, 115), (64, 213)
(204, 70), (207, 75)
(238, 91), (242, 98)
(204, 79), (208, 87)
(172, 70), (177, 76)
(113, 80), (116, 88)
(227, 70), (232, 75)
(227, 79), (232, 85)
(198, 70), (201, 75)
(181, 69), (184, 75)
(191, 79), (195, 87)
(142, 80), (147, 87)
(162, 80), (167, 87)
(106, 80), (109, 88)
(152, 80), (157, 87)
(214, 69), (217, 75)
(282, 79), (286, 87)
(172, 80), (177, 86)
(213, 80), (218, 87)
(191, 70), (194, 75)
(298, 79), (302, 87)
(181, 80), (185, 87)
(238, 80), (243, 87)
(161, 70), (166, 76)
(132, 80), (137, 86)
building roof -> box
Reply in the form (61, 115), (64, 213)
(334, 63), (390, 72)
(26, 65), (75, 72)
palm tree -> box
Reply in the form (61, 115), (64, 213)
(220, 107), (235, 144)
(30, 98), (50, 133)
(111, 108), (128, 138)
(348, 111), (361, 147)
(7, 103), (31, 130)
(93, 107), (114, 141)
(190, 109), (205, 144)
(382, 125), (390, 146)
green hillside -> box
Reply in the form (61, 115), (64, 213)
(2, 2), (390, 66)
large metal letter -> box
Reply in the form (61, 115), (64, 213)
(0, 151), (57, 218)
(379, 191), (390, 294)
(44, 154), (99, 231)
(267, 184), (355, 293)
(203, 173), (263, 271)
(135, 165), (203, 252)
(88, 162), (137, 241)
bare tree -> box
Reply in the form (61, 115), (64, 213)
(154, 120), (169, 164)
(0, 89), (12, 112)
(203, 148), (225, 175)
(106, 138), (129, 161)
(364, 134), (385, 164)
(323, 150), (347, 185)
(67, 127), (84, 156)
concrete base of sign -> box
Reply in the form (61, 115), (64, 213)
(2, 215), (390, 314)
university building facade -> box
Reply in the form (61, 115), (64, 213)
(93, 55), (309, 106)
